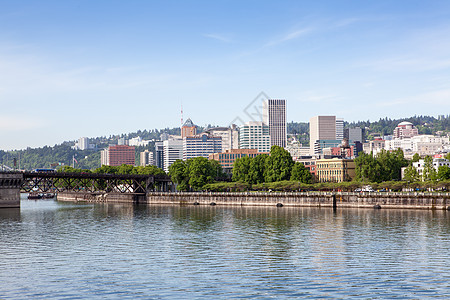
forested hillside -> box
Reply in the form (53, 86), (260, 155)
(349, 115), (450, 139)
(1, 115), (448, 171)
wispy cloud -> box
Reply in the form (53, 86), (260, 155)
(264, 28), (312, 47)
(203, 33), (233, 43)
(333, 17), (360, 28)
(0, 115), (47, 131)
(379, 88), (450, 107)
(297, 91), (342, 103)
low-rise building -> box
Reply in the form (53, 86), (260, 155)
(393, 121), (418, 139)
(294, 157), (317, 177)
(401, 158), (450, 180)
(129, 136), (150, 147)
(316, 158), (355, 182)
(209, 149), (268, 170)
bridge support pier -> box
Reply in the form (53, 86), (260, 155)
(0, 173), (23, 208)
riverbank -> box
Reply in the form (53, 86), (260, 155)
(56, 191), (450, 210)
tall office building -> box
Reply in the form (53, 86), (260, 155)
(263, 99), (286, 148)
(163, 139), (183, 173)
(155, 142), (164, 170)
(140, 150), (154, 166)
(344, 127), (363, 143)
(183, 133), (222, 160)
(239, 121), (271, 153)
(100, 145), (135, 166)
(309, 116), (337, 155)
(336, 118), (344, 141)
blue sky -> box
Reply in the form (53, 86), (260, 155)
(1, 0), (450, 150)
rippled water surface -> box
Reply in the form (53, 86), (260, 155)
(1, 197), (450, 299)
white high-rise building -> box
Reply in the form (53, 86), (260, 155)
(78, 137), (90, 150)
(263, 99), (286, 148)
(336, 118), (344, 140)
(239, 121), (271, 153)
(140, 150), (154, 166)
(163, 139), (183, 173)
(309, 116), (337, 155)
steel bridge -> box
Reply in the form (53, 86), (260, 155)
(21, 171), (173, 194)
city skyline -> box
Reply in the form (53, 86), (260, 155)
(1, 1), (450, 150)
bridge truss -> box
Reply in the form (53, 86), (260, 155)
(21, 172), (172, 194)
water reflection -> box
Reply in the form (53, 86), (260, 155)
(0, 200), (449, 299)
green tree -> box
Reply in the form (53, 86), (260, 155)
(187, 157), (216, 190)
(248, 154), (268, 184)
(376, 149), (408, 181)
(437, 165), (450, 181)
(169, 157), (222, 191)
(232, 156), (252, 182)
(264, 146), (294, 182)
(354, 152), (381, 182)
(135, 165), (166, 176)
(422, 156), (437, 181)
(290, 162), (313, 183)
(168, 160), (190, 191)
(403, 165), (419, 182)
(412, 153), (421, 163)
(209, 159), (225, 179)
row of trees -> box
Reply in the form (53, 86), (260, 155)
(59, 164), (166, 176)
(203, 178), (450, 192)
(354, 149), (409, 182)
(168, 157), (223, 191)
(232, 146), (313, 184)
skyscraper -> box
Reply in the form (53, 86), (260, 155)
(309, 116), (337, 155)
(263, 99), (286, 148)
(344, 127), (363, 143)
(155, 142), (164, 170)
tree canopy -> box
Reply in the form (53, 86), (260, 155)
(168, 157), (223, 191)
(231, 146), (312, 185)
(355, 149), (408, 183)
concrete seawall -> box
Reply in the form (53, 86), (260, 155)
(57, 191), (450, 210)
(146, 192), (449, 210)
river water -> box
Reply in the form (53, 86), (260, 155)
(1, 197), (449, 299)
